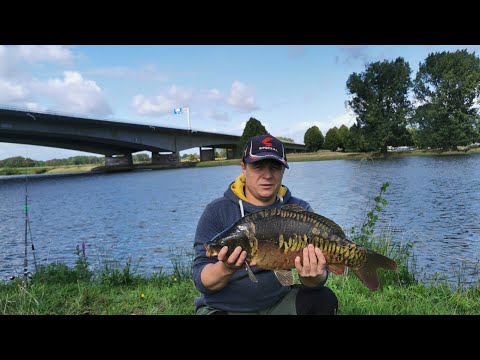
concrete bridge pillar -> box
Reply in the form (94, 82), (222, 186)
(105, 154), (133, 167)
(227, 145), (241, 159)
(199, 147), (215, 161)
(151, 152), (180, 165)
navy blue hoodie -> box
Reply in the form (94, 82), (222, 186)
(193, 173), (327, 312)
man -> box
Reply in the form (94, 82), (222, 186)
(193, 134), (338, 315)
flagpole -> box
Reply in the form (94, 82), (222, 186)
(174, 107), (191, 131)
(186, 107), (191, 131)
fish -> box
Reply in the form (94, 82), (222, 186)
(205, 204), (397, 291)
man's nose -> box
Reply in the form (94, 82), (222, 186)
(262, 167), (275, 178)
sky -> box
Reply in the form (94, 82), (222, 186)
(1, 44), (478, 161)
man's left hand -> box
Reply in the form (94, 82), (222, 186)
(295, 244), (327, 287)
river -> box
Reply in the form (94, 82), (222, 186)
(1, 154), (479, 285)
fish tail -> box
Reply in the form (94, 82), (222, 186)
(353, 250), (397, 291)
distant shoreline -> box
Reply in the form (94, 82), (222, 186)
(1, 148), (479, 176)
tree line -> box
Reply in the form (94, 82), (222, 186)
(0, 154), (151, 168)
(243, 49), (480, 153)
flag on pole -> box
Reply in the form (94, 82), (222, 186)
(174, 107), (191, 130)
(174, 107), (189, 114)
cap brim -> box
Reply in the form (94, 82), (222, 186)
(243, 153), (289, 169)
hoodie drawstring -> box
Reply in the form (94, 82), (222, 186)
(239, 199), (245, 217)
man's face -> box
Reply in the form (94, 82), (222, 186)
(241, 159), (285, 206)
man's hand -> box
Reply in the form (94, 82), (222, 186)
(218, 246), (256, 271)
(295, 244), (327, 287)
(201, 245), (257, 291)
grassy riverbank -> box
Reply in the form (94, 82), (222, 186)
(1, 242), (479, 315)
(2, 148), (479, 175)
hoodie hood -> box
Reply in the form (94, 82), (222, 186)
(225, 173), (290, 213)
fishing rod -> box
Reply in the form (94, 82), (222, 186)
(10, 113), (39, 283)
(9, 154), (36, 282)
(23, 175), (38, 280)
(23, 177), (30, 283)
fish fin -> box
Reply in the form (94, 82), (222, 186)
(280, 204), (305, 212)
(273, 270), (294, 286)
(327, 263), (346, 275)
(244, 261), (258, 283)
(353, 250), (397, 291)
(313, 214), (347, 237)
(281, 205), (347, 237)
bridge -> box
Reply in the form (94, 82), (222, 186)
(0, 107), (306, 169)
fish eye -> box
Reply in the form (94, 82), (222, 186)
(221, 240), (225, 245)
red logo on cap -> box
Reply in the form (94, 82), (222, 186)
(262, 137), (273, 147)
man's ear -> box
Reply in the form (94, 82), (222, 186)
(241, 161), (246, 172)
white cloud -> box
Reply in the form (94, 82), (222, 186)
(37, 71), (112, 116)
(132, 94), (176, 115)
(1, 46), (112, 116)
(0, 79), (29, 102)
(0, 45), (12, 77)
(17, 45), (75, 65)
(207, 88), (223, 101)
(25, 102), (47, 112)
(1, 45), (74, 80)
(132, 85), (192, 116)
(227, 81), (259, 112)
(87, 64), (169, 82)
(0, 45), (27, 79)
(132, 82), (260, 120)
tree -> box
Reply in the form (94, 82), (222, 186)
(215, 148), (227, 158)
(133, 153), (150, 163)
(344, 124), (369, 152)
(240, 117), (268, 152)
(277, 136), (294, 143)
(337, 125), (349, 150)
(413, 50), (480, 150)
(347, 57), (413, 152)
(324, 127), (340, 151)
(304, 126), (324, 152)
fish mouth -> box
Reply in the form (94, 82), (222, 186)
(205, 244), (218, 257)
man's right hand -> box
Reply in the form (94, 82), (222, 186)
(217, 246), (248, 271)
(201, 246), (256, 291)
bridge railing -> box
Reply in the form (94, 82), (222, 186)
(0, 104), (244, 138)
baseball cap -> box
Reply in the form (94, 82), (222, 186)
(242, 134), (289, 169)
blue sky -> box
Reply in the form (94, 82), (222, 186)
(1, 45), (478, 161)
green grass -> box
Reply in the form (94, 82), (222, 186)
(2, 235), (480, 315)
(1, 260), (198, 315)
